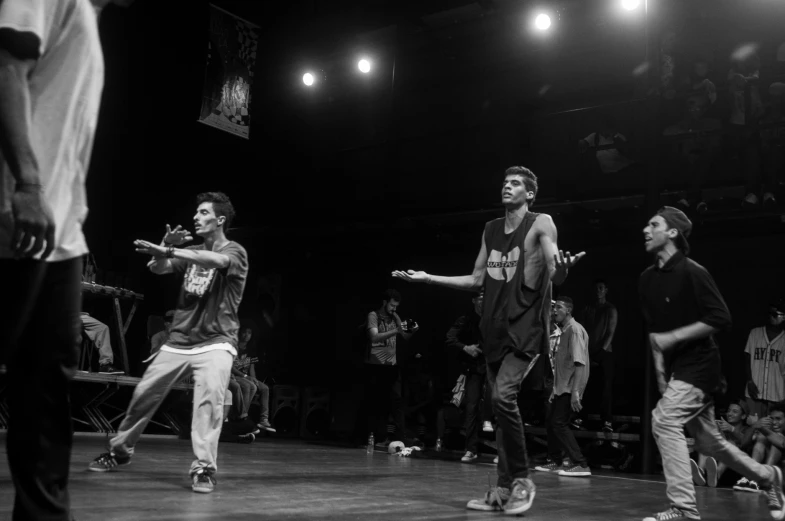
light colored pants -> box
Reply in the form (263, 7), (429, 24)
(110, 349), (233, 475)
(80, 313), (113, 365)
(652, 378), (773, 518)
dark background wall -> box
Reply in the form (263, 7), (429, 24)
(83, 0), (785, 429)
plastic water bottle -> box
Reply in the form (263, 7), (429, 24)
(367, 433), (375, 454)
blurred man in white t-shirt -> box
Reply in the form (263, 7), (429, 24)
(0, 1), (132, 519)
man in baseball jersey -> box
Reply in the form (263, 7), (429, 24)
(745, 300), (785, 417)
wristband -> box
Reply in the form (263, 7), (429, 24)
(166, 245), (175, 258)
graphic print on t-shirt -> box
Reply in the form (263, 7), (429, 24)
(183, 264), (216, 297)
(487, 247), (520, 282)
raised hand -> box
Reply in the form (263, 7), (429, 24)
(391, 270), (430, 284)
(554, 250), (586, 273)
(163, 224), (193, 246)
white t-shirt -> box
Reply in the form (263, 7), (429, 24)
(0, 0), (104, 262)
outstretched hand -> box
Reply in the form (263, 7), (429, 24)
(391, 270), (430, 284)
(134, 239), (166, 257)
(164, 224), (193, 246)
(554, 250), (586, 272)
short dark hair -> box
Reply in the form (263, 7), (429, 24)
(770, 402), (785, 417)
(504, 166), (539, 205)
(594, 278), (607, 287)
(382, 289), (402, 303)
(556, 296), (574, 311)
(196, 192), (236, 231)
(727, 399), (747, 416)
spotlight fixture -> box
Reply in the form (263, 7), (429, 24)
(621, 0), (641, 11)
(534, 13), (552, 31)
(358, 58), (371, 73)
(302, 72), (315, 86)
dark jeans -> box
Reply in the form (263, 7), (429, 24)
(547, 393), (587, 466)
(1, 257), (82, 521)
(488, 351), (533, 489)
(582, 350), (614, 423)
(365, 364), (406, 441)
(463, 370), (492, 454)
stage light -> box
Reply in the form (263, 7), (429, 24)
(303, 72), (314, 86)
(621, 0), (641, 10)
(534, 13), (552, 31)
(358, 58), (371, 73)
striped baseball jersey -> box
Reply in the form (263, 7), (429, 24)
(744, 327), (785, 402)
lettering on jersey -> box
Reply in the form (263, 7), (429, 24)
(487, 247), (520, 282)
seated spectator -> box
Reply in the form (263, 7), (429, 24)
(233, 326), (275, 433)
(691, 400), (754, 487)
(734, 402), (785, 493)
(149, 310), (175, 357)
(662, 93), (722, 212)
(80, 312), (122, 374)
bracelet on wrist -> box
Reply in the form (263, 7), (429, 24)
(166, 245), (175, 258)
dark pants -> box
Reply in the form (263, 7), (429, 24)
(365, 364), (406, 441)
(463, 370), (492, 454)
(583, 350), (614, 423)
(547, 393), (587, 466)
(1, 258), (82, 521)
(488, 351), (533, 489)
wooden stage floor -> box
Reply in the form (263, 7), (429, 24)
(0, 433), (774, 520)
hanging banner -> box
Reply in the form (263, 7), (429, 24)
(198, 4), (259, 139)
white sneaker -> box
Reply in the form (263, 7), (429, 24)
(483, 421), (494, 432)
(493, 456), (499, 464)
(461, 451), (478, 463)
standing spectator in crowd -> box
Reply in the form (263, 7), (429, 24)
(692, 400), (755, 488)
(578, 117), (634, 176)
(535, 296), (591, 477)
(81, 312), (123, 374)
(445, 292), (491, 463)
(744, 300), (785, 418)
(364, 289), (419, 446)
(755, 82), (785, 208)
(577, 279), (618, 433)
(150, 310), (175, 358)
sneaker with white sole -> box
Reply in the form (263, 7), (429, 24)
(504, 478), (536, 515)
(558, 464), (591, 477)
(534, 461), (562, 472)
(461, 451), (478, 463)
(642, 507), (692, 521)
(191, 468), (216, 494)
(466, 487), (510, 512)
(734, 477), (762, 493)
(705, 457), (718, 488)
(483, 421), (494, 433)
(690, 459), (706, 487)
(493, 456), (499, 464)
(766, 465), (785, 520)
(87, 451), (131, 472)
(257, 420), (276, 433)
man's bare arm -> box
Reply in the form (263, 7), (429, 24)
(392, 232), (487, 291)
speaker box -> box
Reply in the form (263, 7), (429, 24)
(271, 385), (300, 437)
(299, 386), (330, 439)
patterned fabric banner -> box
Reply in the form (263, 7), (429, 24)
(198, 4), (259, 139)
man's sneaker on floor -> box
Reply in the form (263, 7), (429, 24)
(602, 421), (614, 434)
(87, 451), (130, 472)
(466, 486), (509, 512)
(191, 468), (216, 494)
(704, 457), (718, 488)
(734, 477), (762, 493)
(690, 459), (706, 487)
(558, 464), (591, 477)
(98, 363), (123, 375)
(570, 418), (586, 431)
(483, 421), (494, 433)
(642, 507), (692, 521)
(461, 451), (478, 463)
(237, 433), (255, 444)
(257, 420), (276, 433)
(534, 461), (562, 472)
(493, 456), (498, 464)
(766, 465), (785, 520)
(504, 478), (536, 515)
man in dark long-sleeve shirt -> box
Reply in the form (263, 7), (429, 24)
(445, 293), (492, 462)
(639, 206), (785, 521)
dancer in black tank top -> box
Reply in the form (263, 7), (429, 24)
(393, 166), (585, 516)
